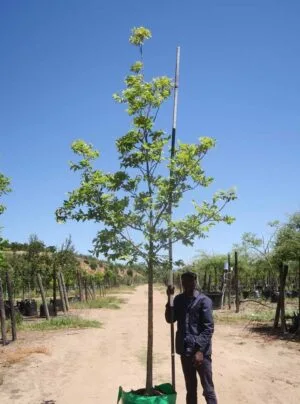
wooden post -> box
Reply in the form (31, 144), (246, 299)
(0, 278), (7, 345)
(234, 251), (240, 313)
(37, 274), (50, 320)
(57, 274), (67, 313)
(59, 272), (69, 311)
(227, 254), (231, 310)
(6, 271), (17, 341)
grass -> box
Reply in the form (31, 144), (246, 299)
(107, 285), (137, 295)
(0, 346), (50, 367)
(18, 316), (102, 331)
(70, 296), (125, 310)
(214, 301), (296, 324)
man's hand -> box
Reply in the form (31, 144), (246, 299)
(166, 285), (175, 296)
(192, 351), (204, 368)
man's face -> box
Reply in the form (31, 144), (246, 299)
(181, 276), (196, 293)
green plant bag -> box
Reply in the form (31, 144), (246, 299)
(117, 383), (177, 404)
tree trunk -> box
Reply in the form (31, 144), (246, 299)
(37, 274), (50, 320)
(274, 263), (288, 330)
(203, 270), (207, 291)
(84, 279), (88, 302)
(53, 265), (57, 316)
(77, 270), (84, 301)
(298, 257), (300, 316)
(207, 274), (211, 292)
(280, 265), (288, 333)
(214, 267), (218, 291)
(60, 272), (69, 311)
(227, 254), (231, 310)
(6, 271), (17, 341)
(0, 278), (7, 345)
(57, 274), (67, 314)
(145, 248), (154, 394)
(234, 251), (240, 313)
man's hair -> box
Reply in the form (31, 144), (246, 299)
(181, 271), (197, 281)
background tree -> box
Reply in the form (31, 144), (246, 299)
(193, 252), (227, 291)
(56, 26), (236, 393)
(273, 212), (300, 329)
(0, 170), (11, 216)
(54, 235), (79, 290)
(238, 222), (280, 288)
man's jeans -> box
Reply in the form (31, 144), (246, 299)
(180, 355), (217, 404)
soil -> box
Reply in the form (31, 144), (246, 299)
(0, 285), (299, 404)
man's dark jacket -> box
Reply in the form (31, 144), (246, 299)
(165, 290), (214, 357)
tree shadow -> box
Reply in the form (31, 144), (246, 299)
(247, 323), (300, 343)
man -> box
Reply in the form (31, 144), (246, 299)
(165, 271), (217, 404)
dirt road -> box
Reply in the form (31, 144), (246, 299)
(0, 285), (299, 403)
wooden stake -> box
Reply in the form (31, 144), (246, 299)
(0, 278), (7, 345)
(37, 274), (50, 320)
(6, 271), (17, 341)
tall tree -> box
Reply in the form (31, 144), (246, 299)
(56, 27), (236, 394)
(0, 170), (11, 269)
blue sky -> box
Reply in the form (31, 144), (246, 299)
(1, 0), (299, 263)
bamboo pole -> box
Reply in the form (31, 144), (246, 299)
(6, 271), (17, 341)
(167, 46), (180, 391)
(0, 278), (7, 345)
(37, 274), (50, 320)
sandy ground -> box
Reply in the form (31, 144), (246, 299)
(0, 285), (299, 404)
